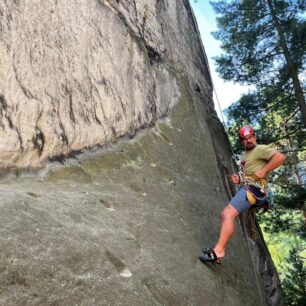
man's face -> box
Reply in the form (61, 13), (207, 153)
(240, 134), (256, 150)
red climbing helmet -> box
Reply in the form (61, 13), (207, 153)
(239, 125), (255, 139)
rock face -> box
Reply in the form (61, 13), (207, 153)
(0, 90), (269, 306)
(0, 0), (210, 168)
(0, 0), (284, 305)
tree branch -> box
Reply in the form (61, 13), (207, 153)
(280, 148), (306, 153)
(277, 108), (300, 129)
(270, 127), (302, 143)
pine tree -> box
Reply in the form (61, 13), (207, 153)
(211, 0), (306, 127)
(282, 247), (306, 306)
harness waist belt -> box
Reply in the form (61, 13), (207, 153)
(245, 175), (268, 187)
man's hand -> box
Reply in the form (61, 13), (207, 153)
(252, 151), (285, 181)
(231, 174), (240, 184)
(254, 169), (267, 180)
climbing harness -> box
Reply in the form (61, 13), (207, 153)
(241, 161), (268, 203)
(233, 154), (273, 210)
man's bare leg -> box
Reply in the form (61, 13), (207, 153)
(213, 204), (240, 259)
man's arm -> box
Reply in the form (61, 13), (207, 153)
(254, 151), (286, 179)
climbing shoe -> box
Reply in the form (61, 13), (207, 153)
(199, 248), (221, 264)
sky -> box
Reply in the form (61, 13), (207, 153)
(190, 1), (252, 120)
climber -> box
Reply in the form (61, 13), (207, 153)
(199, 126), (286, 264)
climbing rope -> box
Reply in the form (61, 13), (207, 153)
(212, 84), (227, 129)
(211, 83), (265, 306)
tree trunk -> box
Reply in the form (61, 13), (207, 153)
(267, 0), (306, 128)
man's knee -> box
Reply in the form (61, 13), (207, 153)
(220, 204), (240, 220)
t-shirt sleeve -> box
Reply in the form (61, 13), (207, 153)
(257, 145), (276, 160)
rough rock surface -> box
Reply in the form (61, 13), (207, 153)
(0, 88), (267, 305)
(0, 0), (284, 305)
(0, 0), (210, 168)
(0, 80), (284, 305)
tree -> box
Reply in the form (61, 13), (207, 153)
(282, 247), (306, 306)
(218, 1), (306, 206)
(225, 92), (306, 305)
(210, 2), (306, 303)
(225, 90), (306, 210)
(211, 0), (306, 127)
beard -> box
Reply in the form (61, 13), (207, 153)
(246, 142), (256, 150)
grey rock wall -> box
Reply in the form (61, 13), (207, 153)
(0, 0), (211, 168)
(0, 1), (284, 305)
(0, 80), (268, 306)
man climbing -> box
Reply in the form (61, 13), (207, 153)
(199, 126), (286, 264)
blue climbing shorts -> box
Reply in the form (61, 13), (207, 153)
(230, 186), (266, 214)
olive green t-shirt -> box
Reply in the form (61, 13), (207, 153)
(242, 144), (276, 181)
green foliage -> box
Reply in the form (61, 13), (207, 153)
(211, 0), (306, 85)
(210, 1), (306, 304)
(225, 92), (306, 306)
(258, 205), (304, 236)
(211, 0), (306, 128)
(259, 207), (305, 305)
(226, 93), (306, 303)
(281, 247), (306, 306)
(224, 83), (305, 211)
